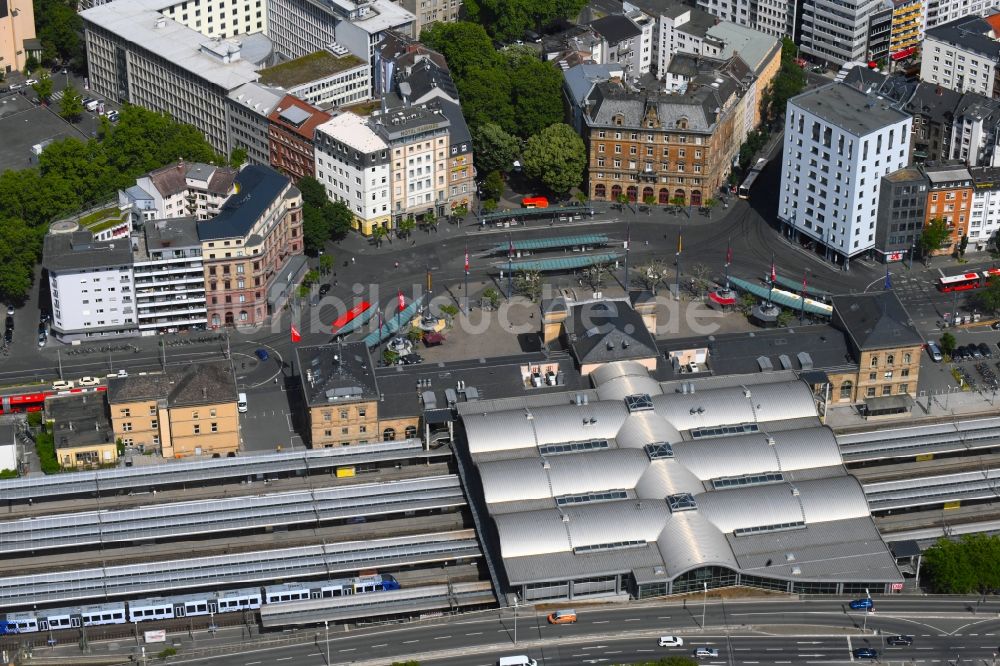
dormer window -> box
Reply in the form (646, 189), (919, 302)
(614, 114), (624, 126)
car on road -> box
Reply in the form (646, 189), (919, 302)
(318, 283), (331, 296)
(78, 376), (100, 387)
(255, 348), (269, 361)
(237, 392), (248, 413)
(993, 321), (1000, 330)
(8, 83), (21, 91)
(37, 333), (46, 348)
(692, 647), (719, 659)
(849, 598), (873, 610)
(25, 78), (37, 85)
(853, 647), (878, 659)
(6, 305), (13, 315)
(546, 609), (576, 624)
(658, 636), (684, 647)
(886, 635), (913, 646)
(52, 380), (74, 391)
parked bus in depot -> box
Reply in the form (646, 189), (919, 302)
(738, 158), (767, 199)
(521, 197), (549, 209)
(937, 268), (1000, 292)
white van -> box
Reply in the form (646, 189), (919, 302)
(498, 657), (537, 666)
(659, 635), (684, 647)
(85, 99), (100, 112)
(237, 392), (248, 413)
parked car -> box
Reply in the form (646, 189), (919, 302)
(6, 304), (14, 315)
(25, 78), (37, 85)
(5, 316), (13, 331)
(926, 341), (943, 362)
(318, 283), (331, 296)
(886, 635), (913, 646)
(992, 321), (1000, 330)
(399, 353), (423, 365)
(254, 348), (269, 361)
(37, 333), (46, 348)
(4, 329), (11, 344)
(979, 343), (993, 359)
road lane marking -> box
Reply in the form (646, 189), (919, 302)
(434, 635), (451, 640)
(246, 662), (261, 665)
(657, 616), (671, 619)
(403, 639), (419, 644)
(466, 632), (482, 636)
(339, 648), (355, 652)
(624, 618), (641, 622)
(592, 620), (609, 624)
(372, 644), (387, 648)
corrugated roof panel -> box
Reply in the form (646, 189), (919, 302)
(657, 511), (739, 578)
(697, 483), (805, 534)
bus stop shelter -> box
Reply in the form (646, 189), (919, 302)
(495, 252), (622, 273)
(728, 276), (833, 317)
(478, 206), (595, 226)
(489, 234), (612, 256)
(362, 294), (427, 348)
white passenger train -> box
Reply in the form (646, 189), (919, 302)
(0, 575), (399, 635)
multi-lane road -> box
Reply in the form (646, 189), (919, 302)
(111, 597), (1000, 666)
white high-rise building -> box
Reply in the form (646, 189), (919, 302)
(798, 0), (885, 65)
(779, 83), (912, 268)
(696, 0), (798, 38)
(314, 112), (392, 235)
(925, 0), (1000, 28)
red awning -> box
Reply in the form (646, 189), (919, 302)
(868, 60), (878, 69)
(709, 291), (737, 306)
(332, 301), (371, 330)
(891, 47), (916, 61)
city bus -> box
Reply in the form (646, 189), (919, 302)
(521, 197), (549, 209)
(937, 268), (1000, 292)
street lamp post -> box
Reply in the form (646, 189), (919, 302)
(514, 597), (519, 645)
(702, 582), (708, 630)
(324, 620), (330, 665)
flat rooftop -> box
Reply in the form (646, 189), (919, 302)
(792, 83), (911, 136)
(258, 50), (366, 88)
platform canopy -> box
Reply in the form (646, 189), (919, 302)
(728, 276), (833, 317)
(490, 234), (611, 254)
(496, 252), (622, 273)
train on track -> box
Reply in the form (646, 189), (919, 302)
(0, 574), (399, 635)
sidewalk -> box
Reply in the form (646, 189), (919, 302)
(826, 387), (1000, 430)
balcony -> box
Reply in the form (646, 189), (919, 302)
(137, 305), (208, 319)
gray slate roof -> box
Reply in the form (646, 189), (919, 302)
(831, 292), (923, 351)
(106, 360), (237, 407)
(47, 393), (114, 451)
(926, 15), (1000, 60)
(296, 341), (380, 407)
(197, 165), (291, 241)
(43, 231), (133, 272)
(564, 299), (659, 365)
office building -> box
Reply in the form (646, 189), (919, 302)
(589, 14), (647, 77)
(779, 83), (912, 268)
(267, 94), (331, 182)
(43, 224), (137, 342)
(107, 360), (239, 458)
(970, 165), (1000, 249)
(132, 217), (208, 334)
(925, 0), (1000, 28)
(923, 161), (974, 254)
(197, 165), (304, 328)
(227, 82), (285, 167)
(46, 393), (117, 469)
(82, 0), (272, 156)
(875, 166), (928, 262)
(394, 0), (460, 36)
(921, 14), (1000, 97)
(0, 0), (36, 73)
(257, 46), (370, 108)
(798, 0), (884, 65)
(265, 0), (413, 85)
(695, 0), (798, 38)
(314, 111), (392, 235)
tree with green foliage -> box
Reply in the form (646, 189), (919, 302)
(100, 106), (221, 177)
(522, 123), (586, 195)
(419, 22), (496, 79)
(481, 198), (497, 213)
(0, 218), (43, 304)
(738, 129), (769, 172)
(58, 84), (84, 122)
(302, 205), (330, 255)
(974, 277), (1000, 314)
(460, 0), (588, 42)
(325, 200), (352, 239)
(919, 217), (952, 258)
(455, 65), (516, 133)
(472, 123), (521, 176)
(229, 146), (248, 169)
(504, 48), (565, 137)
(24, 55), (40, 73)
(761, 38), (807, 123)
(514, 269), (543, 301)
(940, 331), (957, 356)
(482, 287), (501, 308)
(31, 70), (53, 103)
(371, 225), (388, 247)
(34, 0), (85, 69)
(297, 175), (328, 209)
(319, 254), (334, 276)
(923, 533), (1000, 593)
(398, 215), (416, 239)
(383, 348), (400, 365)
(482, 170), (505, 202)
(959, 234), (969, 257)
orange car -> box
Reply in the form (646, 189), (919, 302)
(546, 609), (577, 624)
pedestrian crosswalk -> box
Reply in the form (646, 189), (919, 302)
(50, 90), (64, 102)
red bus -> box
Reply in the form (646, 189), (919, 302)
(938, 272), (985, 292)
(521, 197), (549, 209)
(1, 390), (52, 415)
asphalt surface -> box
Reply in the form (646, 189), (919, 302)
(39, 597), (1000, 666)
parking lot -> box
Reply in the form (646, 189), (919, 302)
(0, 93), (90, 173)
